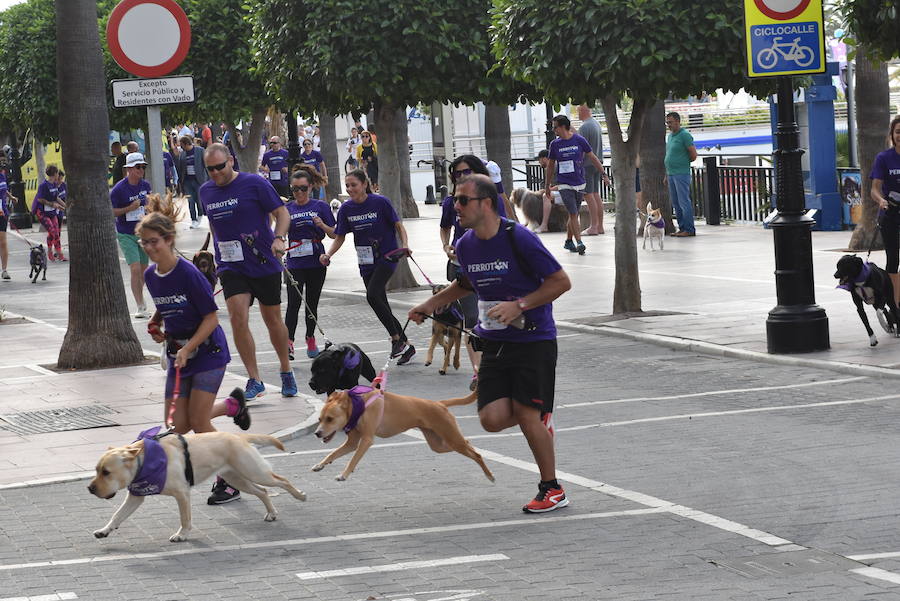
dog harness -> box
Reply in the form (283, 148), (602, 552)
(127, 426), (195, 496)
(344, 385), (384, 433)
(649, 217), (665, 229)
(837, 262), (877, 305)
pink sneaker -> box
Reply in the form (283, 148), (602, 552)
(306, 336), (319, 358)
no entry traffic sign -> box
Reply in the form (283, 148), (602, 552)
(753, 0), (811, 21)
(106, 0), (191, 78)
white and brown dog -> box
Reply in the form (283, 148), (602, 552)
(642, 204), (665, 251)
(312, 385), (494, 482)
(88, 427), (306, 542)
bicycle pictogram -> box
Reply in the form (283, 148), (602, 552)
(756, 36), (815, 68)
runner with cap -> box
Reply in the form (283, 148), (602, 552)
(110, 152), (152, 318)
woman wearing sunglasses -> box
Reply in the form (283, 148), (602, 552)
(284, 170), (336, 359)
(321, 169), (415, 363)
(300, 139), (328, 200)
(438, 155), (508, 389)
(356, 131), (379, 192)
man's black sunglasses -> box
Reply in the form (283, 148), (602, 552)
(291, 185), (309, 192)
(206, 161), (227, 172)
(453, 195), (488, 206)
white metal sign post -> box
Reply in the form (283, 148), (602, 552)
(107, 0), (191, 195)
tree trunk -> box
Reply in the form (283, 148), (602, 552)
(55, 0), (143, 368)
(267, 107), (285, 142)
(229, 105), (267, 175)
(374, 102), (418, 290)
(34, 137), (46, 185)
(602, 94), (647, 314)
(637, 99), (675, 235)
(319, 115), (342, 201)
(849, 47), (890, 251)
(484, 104), (518, 221)
(395, 108), (419, 218)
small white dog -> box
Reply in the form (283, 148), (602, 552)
(642, 204), (665, 251)
(330, 199), (342, 213)
(88, 428), (306, 542)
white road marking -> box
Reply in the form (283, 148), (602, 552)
(846, 550), (900, 561)
(296, 554), (508, 580)
(851, 567), (900, 585)
(0, 508), (663, 572)
(0, 594), (77, 601)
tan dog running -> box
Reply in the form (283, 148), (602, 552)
(312, 386), (494, 482)
(88, 431), (306, 542)
(424, 284), (463, 375)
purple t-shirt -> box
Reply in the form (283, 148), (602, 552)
(33, 180), (59, 216)
(301, 150), (325, 172)
(549, 133), (594, 187)
(144, 257), (231, 377)
(110, 178), (151, 235)
(455, 222), (562, 342)
(440, 195), (507, 245)
(163, 151), (175, 186)
(262, 148), (290, 184)
(0, 172), (7, 214)
(200, 172), (284, 278)
(871, 149), (900, 207)
(335, 194), (400, 275)
(286, 199), (335, 269)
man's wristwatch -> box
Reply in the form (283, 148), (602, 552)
(516, 298), (528, 311)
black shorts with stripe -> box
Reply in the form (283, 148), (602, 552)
(476, 338), (557, 416)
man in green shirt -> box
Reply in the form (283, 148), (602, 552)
(665, 112), (698, 237)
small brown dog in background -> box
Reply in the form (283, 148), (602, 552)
(192, 232), (217, 289)
(424, 284), (463, 375)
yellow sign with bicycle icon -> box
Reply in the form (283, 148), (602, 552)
(744, 0), (825, 77)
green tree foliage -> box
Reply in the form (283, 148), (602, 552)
(492, 0), (755, 312)
(0, 0), (58, 142)
(838, 0), (900, 60)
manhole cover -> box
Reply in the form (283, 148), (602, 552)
(0, 405), (119, 435)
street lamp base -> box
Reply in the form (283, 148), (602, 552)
(766, 305), (830, 353)
(9, 211), (32, 230)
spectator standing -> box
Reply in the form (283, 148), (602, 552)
(162, 148), (177, 194)
(357, 131), (379, 192)
(345, 127), (361, 174)
(544, 114), (607, 255)
(284, 170), (336, 359)
(199, 143), (297, 401)
(110, 152), (152, 318)
(410, 174), (572, 513)
(32, 164), (66, 262)
(312, 126), (321, 151)
(201, 123), (213, 148)
(0, 166), (10, 279)
(300, 139), (328, 199)
(577, 104), (610, 235)
(110, 141), (125, 184)
(665, 111), (698, 237)
(174, 135), (208, 229)
(261, 136), (290, 197)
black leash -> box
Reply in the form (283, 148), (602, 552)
(281, 260), (332, 346)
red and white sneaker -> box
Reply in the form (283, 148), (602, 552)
(523, 483), (569, 513)
(541, 412), (555, 438)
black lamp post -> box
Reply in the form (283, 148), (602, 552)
(765, 76), (829, 353)
(7, 132), (30, 230)
(286, 110), (301, 167)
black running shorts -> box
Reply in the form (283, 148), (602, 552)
(477, 339), (557, 415)
(219, 269), (282, 306)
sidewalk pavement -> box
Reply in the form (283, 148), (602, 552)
(0, 204), (895, 486)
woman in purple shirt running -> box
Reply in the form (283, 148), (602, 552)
(871, 115), (900, 306)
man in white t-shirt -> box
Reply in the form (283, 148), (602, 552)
(345, 127), (361, 174)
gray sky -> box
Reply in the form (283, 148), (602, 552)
(0, 0), (23, 9)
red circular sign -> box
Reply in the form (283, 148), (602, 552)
(106, 0), (190, 78)
(753, 0), (811, 20)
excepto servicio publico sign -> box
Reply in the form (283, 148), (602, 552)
(111, 75), (194, 108)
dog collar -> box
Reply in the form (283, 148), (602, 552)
(650, 218), (665, 229)
(344, 385), (382, 433)
(128, 426), (168, 496)
(836, 261), (872, 291)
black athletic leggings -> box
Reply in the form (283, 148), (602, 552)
(881, 210), (900, 273)
(362, 262), (404, 339)
(285, 266), (327, 341)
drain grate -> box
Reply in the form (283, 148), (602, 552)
(0, 405), (119, 435)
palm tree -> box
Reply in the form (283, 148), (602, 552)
(55, 0), (143, 368)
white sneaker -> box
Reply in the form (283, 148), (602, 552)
(134, 305), (149, 319)
(190, 220), (200, 229)
(1, 270), (9, 280)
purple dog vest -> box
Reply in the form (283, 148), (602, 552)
(128, 426), (168, 496)
(343, 385), (383, 433)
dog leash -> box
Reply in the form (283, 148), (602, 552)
(384, 247), (436, 287)
(373, 318), (413, 386)
(7, 219), (39, 249)
(166, 366), (181, 431)
(280, 258), (332, 346)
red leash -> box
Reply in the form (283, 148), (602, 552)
(167, 366), (181, 430)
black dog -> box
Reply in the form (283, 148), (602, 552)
(834, 254), (900, 346)
(308, 343), (376, 394)
(29, 244), (47, 283)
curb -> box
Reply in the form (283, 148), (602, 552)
(556, 320), (900, 380)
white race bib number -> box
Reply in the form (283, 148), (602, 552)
(186, 165), (196, 176)
(218, 240), (244, 263)
(288, 239), (314, 258)
(478, 300), (506, 331)
(269, 170), (281, 181)
(125, 205), (145, 222)
(558, 160), (575, 174)
(356, 245), (374, 265)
